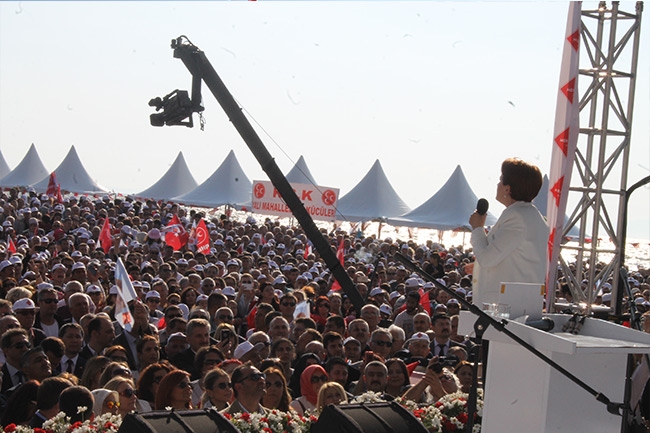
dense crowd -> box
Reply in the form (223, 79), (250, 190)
(0, 186), (647, 428)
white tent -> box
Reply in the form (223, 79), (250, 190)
(0, 143), (49, 189)
(286, 155), (318, 185)
(135, 152), (198, 201)
(172, 150), (252, 209)
(0, 149), (11, 180)
(388, 165), (498, 231)
(31, 146), (109, 194)
(335, 159), (411, 222)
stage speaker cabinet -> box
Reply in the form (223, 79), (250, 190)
(118, 409), (241, 433)
(312, 402), (428, 433)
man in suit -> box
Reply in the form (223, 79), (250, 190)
(57, 323), (87, 379)
(80, 315), (115, 360)
(172, 318), (211, 379)
(429, 314), (466, 358)
(222, 362), (268, 415)
(1, 328), (31, 394)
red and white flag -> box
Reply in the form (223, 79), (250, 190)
(195, 219), (210, 254)
(304, 243), (313, 259)
(115, 258), (138, 332)
(546, 2), (581, 304)
(56, 185), (63, 204)
(98, 218), (112, 254)
(164, 215), (189, 251)
(46, 172), (59, 198)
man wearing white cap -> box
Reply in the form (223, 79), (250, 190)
(14, 298), (47, 347)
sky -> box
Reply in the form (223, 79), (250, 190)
(0, 1), (648, 240)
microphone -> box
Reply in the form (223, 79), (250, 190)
(476, 198), (489, 216)
(525, 317), (555, 332)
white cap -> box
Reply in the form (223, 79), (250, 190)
(407, 332), (430, 344)
(13, 297), (36, 311)
(222, 286), (236, 297)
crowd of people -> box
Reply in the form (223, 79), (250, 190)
(0, 182), (647, 428)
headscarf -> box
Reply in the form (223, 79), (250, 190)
(91, 389), (119, 416)
(300, 364), (328, 405)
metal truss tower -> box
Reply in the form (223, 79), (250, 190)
(559, 2), (644, 311)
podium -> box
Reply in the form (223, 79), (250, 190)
(459, 311), (650, 433)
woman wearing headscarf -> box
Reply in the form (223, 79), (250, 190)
(288, 364), (328, 415)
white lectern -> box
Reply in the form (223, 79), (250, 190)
(459, 311), (650, 433)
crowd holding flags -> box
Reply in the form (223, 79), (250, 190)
(46, 172), (63, 203)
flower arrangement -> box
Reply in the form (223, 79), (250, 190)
(397, 390), (483, 433)
(222, 409), (317, 433)
(0, 410), (122, 433)
(0, 391), (480, 433)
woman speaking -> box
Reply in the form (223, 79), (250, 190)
(469, 158), (549, 307)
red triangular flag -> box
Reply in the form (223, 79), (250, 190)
(195, 219), (210, 254)
(406, 361), (420, 376)
(46, 172), (58, 197)
(7, 236), (16, 254)
(99, 218), (112, 254)
(304, 243), (312, 259)
(165, 214), (188, 251)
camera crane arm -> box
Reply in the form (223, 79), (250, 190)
(154, 36), (365, 315)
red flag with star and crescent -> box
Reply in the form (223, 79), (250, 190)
(165, 215), (189, 251)
(546, 2), (581, 305)
(195, 219), (210, 254)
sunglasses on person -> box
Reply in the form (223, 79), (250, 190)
(177, 381), (191, 389)
(112, 368), (132, 377)
(218, 315), (233, 320)
(239, 372), (265, 383)
(16, 310), (36, 316)
(120, 388), (135, 398)
(311, 375), (328, 384)
(12, 341), (31, 350)
(371, 340), (392, 347)
(281, 302), (296, 307)
(265, 380), (283, 389)
(214, 382), (232, 390)
(105, 401), (121, 410)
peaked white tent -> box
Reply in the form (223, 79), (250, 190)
(31, 146), (109, 194)
(336, 159), (411, 222)
(0, 143), (49, 188)
(172, 150), (252, 209)
(135, 152), (198, 201)
(388, 165), (498, 230)
(0, 150), (11, 180)
(286, 155), (318, 185)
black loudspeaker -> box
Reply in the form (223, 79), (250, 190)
(312, 402), (428, 433)
(118, 409), (240, 433)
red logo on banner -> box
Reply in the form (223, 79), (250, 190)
(561, 78), (576, 104)
(551, 176), (564, 207)
(322, 189), (336, 206)
(567, 30), (580, 51)
(548, 228), (556, 262)
(554, 128), (570, 155)
(254, 183), (265, 199)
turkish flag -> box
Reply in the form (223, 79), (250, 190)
(195, 219), (210, 254)
(99, 218), (112, 253)
(331, 239), (345, 291)
(56, 185), (63, 204)
(419, 288), (431, 315)
(165, 214), (188, 251)
(304, 243), (313, 259)
(46, 172), (58, 197)
(7, 236), (16, 254)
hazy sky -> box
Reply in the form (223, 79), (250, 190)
(1, 1), (648, 239)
